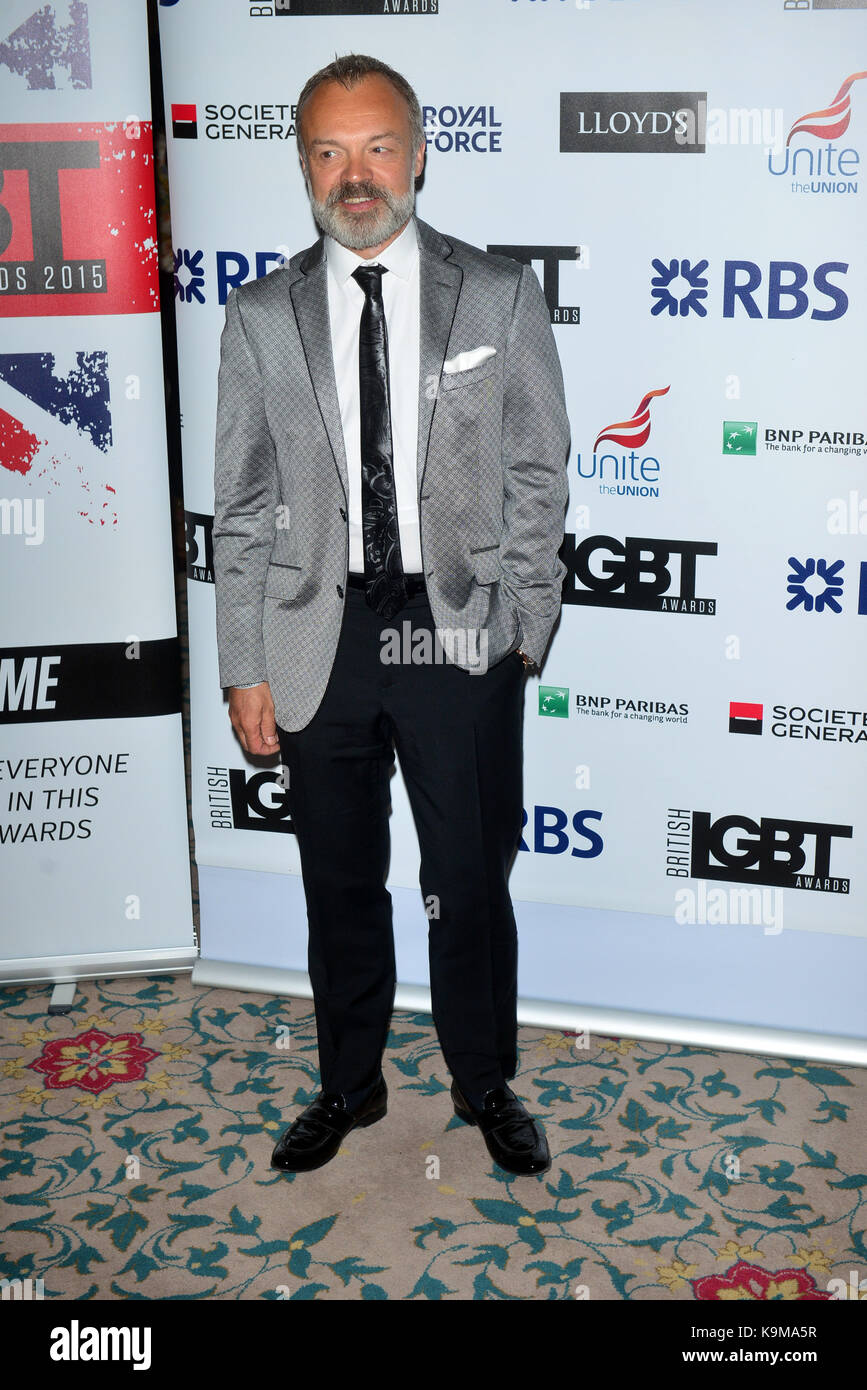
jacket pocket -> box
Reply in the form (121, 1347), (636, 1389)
(263, 562), (303, 599)
(439, 361), (498, 392)
(471, 546), (503, 585)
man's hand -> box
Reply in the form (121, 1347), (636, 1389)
(228, 683), (279, 756)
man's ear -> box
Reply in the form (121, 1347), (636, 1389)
(414, 139), (426, 179)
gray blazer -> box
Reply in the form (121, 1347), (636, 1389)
(213, 216), (570, 733)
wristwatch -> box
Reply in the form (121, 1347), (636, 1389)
(515, 647), (534, 670)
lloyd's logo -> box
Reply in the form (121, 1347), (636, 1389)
(769, 71), (867, 192)
(576, 386), (669, 498)
(559, 92), (706, 153)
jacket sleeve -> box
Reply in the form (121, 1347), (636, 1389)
(498, 262), (571, 665)
(212, 285), (278, 689)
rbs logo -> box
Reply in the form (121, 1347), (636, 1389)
(519, 806), (603, 859)
(651, 257), (849, 320)
(724, 261), (848, 320)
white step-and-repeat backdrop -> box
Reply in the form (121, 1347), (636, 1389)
(158, 0), (866, 1057)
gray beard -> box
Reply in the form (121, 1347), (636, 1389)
(308, 182), (416, 251)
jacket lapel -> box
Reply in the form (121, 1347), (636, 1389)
(288, 219), (463, 503)
(415, 218), (463, 493)
(288, 239), (349, 500)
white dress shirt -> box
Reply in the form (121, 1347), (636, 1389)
(233, 219), (423, 688)
(324, 216), (422, 575)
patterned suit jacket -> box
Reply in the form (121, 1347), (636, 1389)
(213, 216), (570, 732)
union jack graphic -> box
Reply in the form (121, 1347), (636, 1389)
(786, 71), (867, 146)
(0, 350), (116, 527)
(593, 386), (670, 452)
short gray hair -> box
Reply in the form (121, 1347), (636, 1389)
(296, 53), (425, 162)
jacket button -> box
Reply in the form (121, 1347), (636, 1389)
(339, 508), (346, 520)
(336, 584), (344, 598)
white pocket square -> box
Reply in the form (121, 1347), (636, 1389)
(442, 345), (497, 375)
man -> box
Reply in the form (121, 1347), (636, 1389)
(213, 55), (570, 1177)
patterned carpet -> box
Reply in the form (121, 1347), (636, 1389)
(1, 974), (864, 1301)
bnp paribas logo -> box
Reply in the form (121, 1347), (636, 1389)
(723, 421), (758, 455)
(539, 687), (569, 718)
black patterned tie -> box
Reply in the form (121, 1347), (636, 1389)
(351, 264), (407, 620)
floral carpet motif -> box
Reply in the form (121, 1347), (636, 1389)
(0, 974), (864, 1300)
(27, 1028), (161, 1095)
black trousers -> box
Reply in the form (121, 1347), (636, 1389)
(276, 582), (526, 1112)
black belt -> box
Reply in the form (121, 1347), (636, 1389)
(347, 571), (427, 596)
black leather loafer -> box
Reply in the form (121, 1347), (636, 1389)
(271, 1076), (387, 1173)
(451, 1079), (551, 1176)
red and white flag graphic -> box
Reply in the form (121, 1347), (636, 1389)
(593, 385), (670, 452)
(786, 71), (867, 146)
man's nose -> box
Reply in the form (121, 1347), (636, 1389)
(344, 151), (372, 184)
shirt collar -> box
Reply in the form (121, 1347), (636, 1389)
(325, 215), (418, 285)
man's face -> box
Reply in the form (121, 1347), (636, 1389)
(299, 73), (425, 256)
